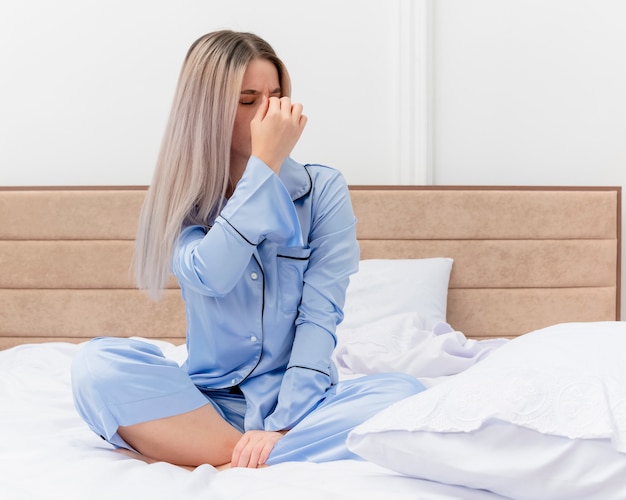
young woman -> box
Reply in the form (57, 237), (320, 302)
(71, 30), (424, 469)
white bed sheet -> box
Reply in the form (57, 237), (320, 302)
(0, 338), (507, 500)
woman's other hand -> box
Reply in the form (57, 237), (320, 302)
(250, 95), (307, 174)
(230, 429), (287, 468)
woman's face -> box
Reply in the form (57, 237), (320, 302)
(230, 58), (281, 167)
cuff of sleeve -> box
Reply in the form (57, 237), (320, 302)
(264, 367), (330, 431)
(220, 157), (303, 247)
(288, 322), (336, 375)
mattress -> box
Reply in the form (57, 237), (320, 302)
(3, 319), (626, 499)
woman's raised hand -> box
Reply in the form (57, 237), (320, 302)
(250, 95), (307, 174)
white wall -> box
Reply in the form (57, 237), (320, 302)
(433, 0), (626, 316)
(0, 0), (425, 186)
(1, 0), (624, 315)
(433, 0), (626, 187)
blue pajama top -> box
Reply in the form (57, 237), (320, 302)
(171, 156), (359, 432)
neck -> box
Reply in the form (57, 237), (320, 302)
(228, 154), (248, 198)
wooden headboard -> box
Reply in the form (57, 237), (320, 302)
(0, 185), (621, 350)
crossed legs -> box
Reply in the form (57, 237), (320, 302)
(116, 403), (242, 468)
(71, 337), (243, 468)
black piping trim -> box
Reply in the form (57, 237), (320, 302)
(286, 365), (330, 377)
(292, 165), (313, 202)
(220, 216), (256, 246)
(277, 254), (310, 261)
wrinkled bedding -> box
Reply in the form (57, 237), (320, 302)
(4, 318), (626, 499)
(0, 316), (505, 500)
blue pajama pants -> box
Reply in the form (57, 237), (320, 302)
(71, 337), (425, 464)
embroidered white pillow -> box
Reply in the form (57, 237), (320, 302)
(347, 322), (626, 499)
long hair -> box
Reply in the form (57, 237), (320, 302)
(134, 30), (291, 299)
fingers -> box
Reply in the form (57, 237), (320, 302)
(230, 430), (284, 468)
(252, 94), (269, 122)
(231, 437), (257, 468)
(288, 101), (307, 128)
(264, 97), (305, 123)
(249, 96), (307, 173)
(256, 438), (276, 466)
(230, 432), (248, 467)
(298, 110), (308, 128)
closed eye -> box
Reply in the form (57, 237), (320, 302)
(239, 89), (282, 106)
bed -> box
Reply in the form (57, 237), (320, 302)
(0, 185), (623, 499)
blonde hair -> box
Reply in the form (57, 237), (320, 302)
(134, 30), (291, 299)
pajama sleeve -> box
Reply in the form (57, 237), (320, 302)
(264, 170), (359, 430)
(173, 157), (302, 296)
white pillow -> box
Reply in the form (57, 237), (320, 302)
(347, 322), (626, 499)
(340, 258), (453, 331)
